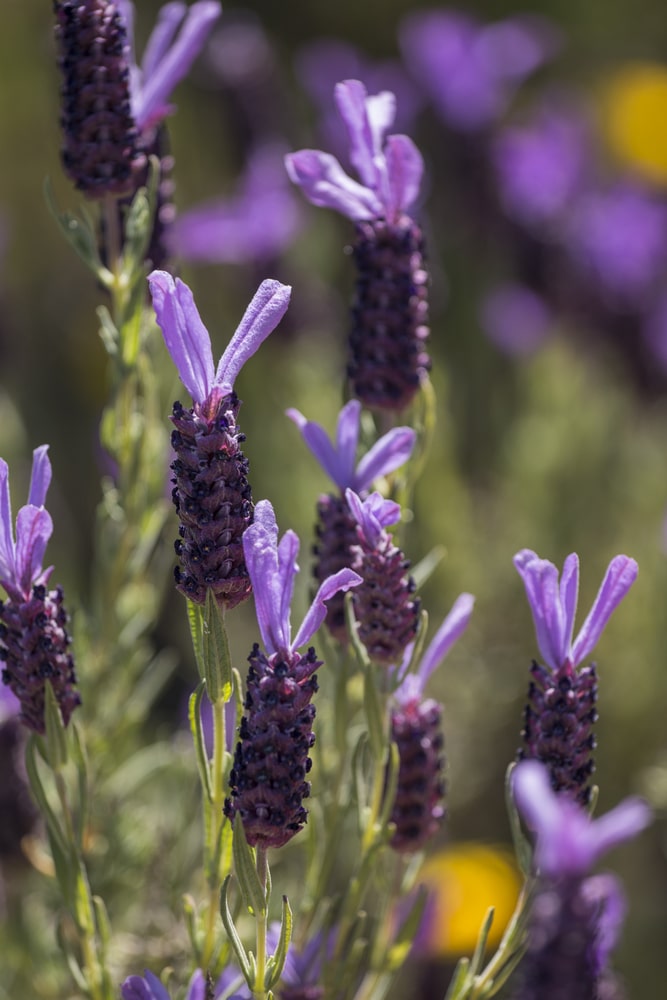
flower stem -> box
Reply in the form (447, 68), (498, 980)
(201, 694), (227, 972)
(254, 847), (269, 1000)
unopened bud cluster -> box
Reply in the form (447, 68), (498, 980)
(389, 696), (446, 852)
(312, 494), (358, 641)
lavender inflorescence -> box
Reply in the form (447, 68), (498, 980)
(349, 216), (431, 411)
(312, 494), (358, 641)
(224, 644), (320, 849)
(389, 696), (446, 853)
(170, 393), (253, 610)
(53, 0), (145, 198)
(519, 659), (597, 807)
(0, 584), (80, 735)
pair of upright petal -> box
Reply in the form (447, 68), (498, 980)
(514, 549), (638, 670)
(0, 447), (54, 602)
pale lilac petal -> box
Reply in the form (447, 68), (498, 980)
(243, 501), (283, 654)
(345, 489), (400, 548)
(353, 426), (416, 492)
(335, 400), (362, 483)
(416, 593), (475, 689)
(215, 279), (291, 392)
(185, 969), (206, 1000)
(141, 2), (186, 80)
(571, 556), (638, 666)
(0, 459), (16, 585)
(384, 134), (423, 219)
(292, 568), (362, 651)
(148, 271), (214, 404)
(28, 445), (52, 508)
(583, 875), (626, 973)
(135, 1), (221, 129)
(286, 409), (352, 488)
(276, 529), (300, 651)
(334, 80), (395, 189)
(15, 507), (53, 596)
(514, 549), (567, 669)
(586, 796), (652, 862)
(120, 977), (155, 1000)
(285, 150), (382, 220)
(559, 553), (579, 657)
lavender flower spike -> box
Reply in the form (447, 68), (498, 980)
(225, 501), (360, 848)
(286, 80), (430, 411)
(0, 448), (80, 733)
(121, 967), (249, 1000)
(148, 272), (291, 609)
(514, 549), (637, 805)
(389, 594), (474, 853)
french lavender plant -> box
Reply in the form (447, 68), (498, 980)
(514, 550), (638, 805)
(148, 271), (291, 609)
(511, 760), (651, 1000)
(287, 400), (415, 639)
(286, 80), (430, 411)
(0, 446), (80, 734)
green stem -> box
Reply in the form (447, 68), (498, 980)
(254, 847), (269, 1000)
(201, 695), (227, 972)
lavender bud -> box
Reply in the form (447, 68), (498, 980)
(0, 584), (81, 735)
(53, 0), (146, 199)
(224, 644), (320, 849)
(170, 392), (253, 611)
(519, 660), (597, 807)
(349, 216), (430, 411)
(312, 494), (358, 641)
(351, 530), (420, 665)
(389, 696), (446, 853)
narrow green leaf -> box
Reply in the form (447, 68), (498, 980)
(189, 682), (213, 803)
(44, 681), (68, 772)
(232, 815), (266, 917)
(265, 895), (293, 989)
(344, 591), (370, 670)
(410, 544), (446, 591)
(25, 737), (69, 861)
(377, 741), (400, 834)
(70, 723), (89, 850)
(93, 895), (112, 960)
(443, 957), (472, 1000)
(43, 177), (112, 284)
(203, 589), (232, 703)
(469, 907), (495, 977)
(220, 876), (252, 984)
(363, 661), (386, 762)
(187, 600), (206, 679)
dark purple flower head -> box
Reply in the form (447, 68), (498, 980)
(285, 79), (423, 225)
(287, 400), (416, 494)
(493, 104), (590, 229)
(170, 144), (303, 264)
(118, 0), (221, 134)
(0, 447), (54, 604)
(121, 968), (248, 1000)
(479, 283), (553, 356)
(513, 760), (651, 879)
(400, 9), (559, 132)
(148, 270), (291, 417)
(243, 500), (361, 657)
(514, 550), (637, 673)
(565, 183), (667, 306)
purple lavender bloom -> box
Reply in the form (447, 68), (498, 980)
(514, 550), (637, 804)
(121, 967), (249, 1000)
(117, 0), (221, 134)
(278, 930), (329, 1000)
(511, 760), (650, 1000)
(287, 401), (416, 640)
(286, 80), (429, 411)
(0, 447), (80, 733)
(564, 183), (667, 307)
(170, 144), (303, 264)
(400, 9), (559, 133)
(492, 104), (590, 231)
(479, 283), (553, 356)
(224, 500), (360, 848)
(389, 594), (474, 853)
(345, 489), (420, 665)
(148, 271), (291, 609)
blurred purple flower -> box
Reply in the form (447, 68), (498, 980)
(480, 283), (553, 356)
(493, 104), (590, 229)
(287, 399), (416, 493)
(121, 967), (249, 1000)
(170, 145), (303, 264)
(565, 183), (667, 305)
(0, 684), (20, 724)
(118, 0), (221, 133)
(400, 9), (559, 132)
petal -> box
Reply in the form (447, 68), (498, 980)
(353, 426), (416, 492)
(0, 458), (16, 586)
(334, 80), (395, 189)
(570, 556), (638, 666)
(292, 568), (362, 651)
(285, 150), (382, 220)
(512, 760), (591, 875)
(558, 552), (579, 656)
(185, 970), (206, 1000)
(140, 2), (187, 80)
(243, 500), (284, 654)
(335, 400), (362, 483)
(276, 528), (300, 651)
(214, 280), (291, 392)
(346, 488), (400, 547)
(285, 409), (351, 488)
(582, 874), (627, 973)
(586, 796), (652, 862)
(28, 445), (52, 508)
(148, 271), (214, 404)
(383, 134), (424, 219)
(416, 593), (475, 689)
(120, 978), (155, 1000)
(15, 506), (52, 597)
(134, 1), (221, 129)
(513, 549), (567, 670)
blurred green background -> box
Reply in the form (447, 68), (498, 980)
(1, 0), (667, 996)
